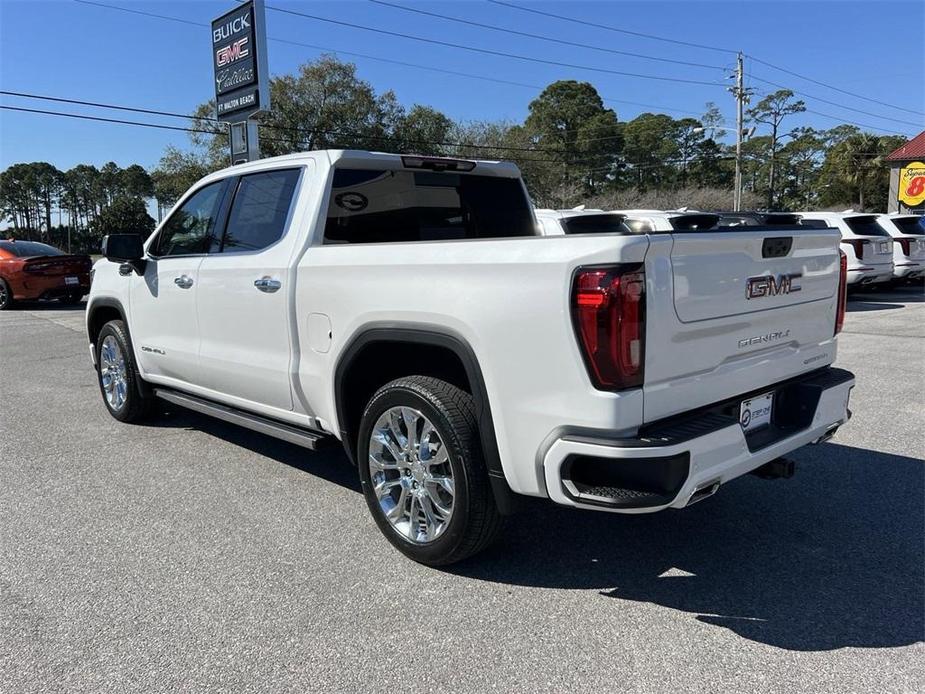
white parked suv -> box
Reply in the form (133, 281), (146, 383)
(795, 212), (894, 286)
(876, 213), (925, 281)
(86, 150), (855, 565)
(535, 208), (629, 235)
(611, 209), (723, 233)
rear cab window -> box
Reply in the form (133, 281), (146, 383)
(323, 168), (535, 244)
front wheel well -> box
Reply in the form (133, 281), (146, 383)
(87, 303), (124, 350)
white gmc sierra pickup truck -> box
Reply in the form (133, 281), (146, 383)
(87, 150), (855, 565)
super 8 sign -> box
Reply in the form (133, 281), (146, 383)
(899, 161), (925, 207)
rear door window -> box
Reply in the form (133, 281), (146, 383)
(844, 215), (890, 237)
(323, 169), (535, 244)
(219, 169), (301, 253)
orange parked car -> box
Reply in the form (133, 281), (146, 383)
(0, 240), (92, 310)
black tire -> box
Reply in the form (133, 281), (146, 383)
(0, 278), (13, 310)
(357, 376), (502, 566)
(95, 319), (156, 423)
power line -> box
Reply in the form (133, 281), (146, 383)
(749, 73), (923, 128)
(488, 0), (739, 55)
(0, 89), (626, 155)
(368, 0), (728, 71)
(0, 102), (618, 166)
(746, 54), (925, 117)
(255, 1), (729, 87)
(72, 0), (708, 119)
(747, 88), (912, 136)
(494, 1), (924, 129)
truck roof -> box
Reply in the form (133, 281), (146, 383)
(207, 149), (522, 180)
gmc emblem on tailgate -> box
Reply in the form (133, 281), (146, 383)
(746, 273), (802, 299)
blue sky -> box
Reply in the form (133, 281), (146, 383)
(1, 0), (923, 172)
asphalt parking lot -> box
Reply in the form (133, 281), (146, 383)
(1, 287), (923, 693)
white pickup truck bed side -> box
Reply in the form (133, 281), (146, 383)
(87, 150), (855, 564)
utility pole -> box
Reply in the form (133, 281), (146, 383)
(732, 52), (745, 212)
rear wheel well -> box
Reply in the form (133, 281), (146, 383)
(338, 340), (470, 461)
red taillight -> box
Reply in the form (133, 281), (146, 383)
(841, 239), (866, 260)
(24, 262), (50, 273)
(894, 237), (912, 256)
(572, 265), (645, 390)
(835, 250), (847, 336)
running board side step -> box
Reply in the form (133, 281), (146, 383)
(154, 388), (331, 450)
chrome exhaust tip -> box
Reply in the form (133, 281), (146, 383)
(687, 480), (720, 506)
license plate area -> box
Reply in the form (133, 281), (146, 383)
(740, 392), (774, 433)
(65, 276), (79, 285)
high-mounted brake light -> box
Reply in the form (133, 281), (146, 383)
(572, 265), (646, 391)
(401, 155), (476, 172)
(841, 238), (866, 260)
(835, 250), (847, 336)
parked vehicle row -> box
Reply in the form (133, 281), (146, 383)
(86, 151), (855, 565)
(536, 207), (925, 286)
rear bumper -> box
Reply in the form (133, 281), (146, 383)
(541, 367), (855, 513)
(12, 274), (90, 300)
(846, 266), (893, 285)
(893, 261), (925, 279)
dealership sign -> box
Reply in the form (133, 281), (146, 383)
(212, 0), (269, 122)
(898, 161), (925, 208)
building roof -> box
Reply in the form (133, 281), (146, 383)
(885, 131), (925, 162)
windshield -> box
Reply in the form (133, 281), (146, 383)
(891, 216), (925, 236)
(324, 169), (535, 244)
(844, 215), (890, 237)
(561, 214), (628, 235)
(0, 241), (65, 257)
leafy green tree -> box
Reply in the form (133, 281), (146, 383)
(151, 147), (210, 218)
(391, 105), (454, 155)
(89, 196), (155, 242)
(522, 80), (622, 196)
(818, 133), (906, 210)
(622, 113), (679, 190)
(747, 89), (806, 208)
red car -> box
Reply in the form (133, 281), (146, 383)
(0, 239), (92, 310)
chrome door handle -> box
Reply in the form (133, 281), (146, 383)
(174, 275), (194, 289)
(254, 277), (282, 293)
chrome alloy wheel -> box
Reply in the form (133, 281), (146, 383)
(99, 335), (128, 411)
(0, 282), (8, 309)
(368, 406), (455, 544)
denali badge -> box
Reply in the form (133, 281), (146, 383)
(746, 273), (802, 299)
(738, 330), (791, 349)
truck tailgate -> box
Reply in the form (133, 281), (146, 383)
(643, 228), (842, 423)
